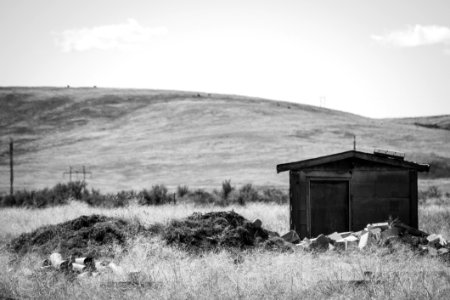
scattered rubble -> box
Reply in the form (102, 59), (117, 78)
(280, 230), (300, 244)
(7, 211), (450, 286)
(39, 251), (155, 287)
(283, 219), (450, 260)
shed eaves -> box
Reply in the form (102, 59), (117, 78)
(276, 150), (430, 173)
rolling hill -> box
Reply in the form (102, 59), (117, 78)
(1, 87), (449, 193)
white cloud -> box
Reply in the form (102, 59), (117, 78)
(372, 24), (450, 48)
(55, 19), (167, 52)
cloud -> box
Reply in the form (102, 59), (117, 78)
(55, 19), (167, 52)
(371, 24), (450, 48)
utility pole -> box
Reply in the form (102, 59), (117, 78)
(353, 135), (356, 151)
(81, 165), (91, 183)
(63, 166), (73, 182)
(9, 138), (13, 195)
(64, 165), (91, 183)
(82, 166), (86, 182)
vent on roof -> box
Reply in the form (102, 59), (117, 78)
(373, 149), (405, 160)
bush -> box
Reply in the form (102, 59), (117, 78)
(52, 181), (87, 201)
(189, 189), (216, 206)
(0, 194), (15, 206)
(81, 188), (105, 206)
(236, 184), (259, 205)
(221, 180), (234, 200)
(260, 188), (288, 204)
(177, 185), (190, 198)
(138, 185), (170, 205)
(419, 185), (442, 204)
(0, 181), (87, 208)
(82, 190), (131, 208)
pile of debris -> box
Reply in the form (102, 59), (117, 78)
(8, 215), (146, 258)
(40, 252), (153, 287)
(280, 219), (450, 259)
(162, 211), (280, 252)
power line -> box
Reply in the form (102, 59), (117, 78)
(63, 165), (92, 182)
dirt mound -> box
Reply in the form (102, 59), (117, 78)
(162, 211), (278, 252)
(8, 215), (146, 258)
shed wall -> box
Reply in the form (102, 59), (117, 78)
(289, 166), (418, 238)
(351, 169), (410, 231)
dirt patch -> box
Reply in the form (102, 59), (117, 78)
(8, 215), (146, 258)
(162, 211), (279, 252)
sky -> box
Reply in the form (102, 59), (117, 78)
(1, 0), (449, 118)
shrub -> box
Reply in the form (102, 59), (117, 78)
(0, 194), (15, 206)
(82, 188), (105, 206)
(114, 190), (133, 206)
(419, 185), (442, 204)
(52, 181), (87, 201)
(236, 184), (259, 205)
(80, 189), (133, 208)
(221, 179), (234, 200)
(189, 189), (216, 206)
(177, 185), (190, 198)
(0, 186), (74, 208)
(260, 188), (288, 204)
(138, 185), (169, 205)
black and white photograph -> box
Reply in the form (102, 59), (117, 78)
(0, 0), (449, 299)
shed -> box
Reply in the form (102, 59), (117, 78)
(277, 150), (429, 238)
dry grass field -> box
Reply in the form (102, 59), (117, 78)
(1, 200), (450, 299)
(1, 87), (450, 299)
(1, 87), (449, 193)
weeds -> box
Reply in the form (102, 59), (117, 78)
(0, 181), (87, 208)
(177, 185), (190, 198)
(419, 185), (443, 204)
(188, 189), (217, 206)
(235, 184), (259, 205)
(221, 180), (234, 200)
(138, 185), (170, 205)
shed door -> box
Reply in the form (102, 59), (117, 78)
(310, 180), (349, 236)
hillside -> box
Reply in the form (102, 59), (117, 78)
(1, 87), (449, 193)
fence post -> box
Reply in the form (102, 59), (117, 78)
(9, 138), (13, 196)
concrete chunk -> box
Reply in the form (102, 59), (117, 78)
(359, 232), (372, 250)
(75, 257), (94, 266)
(427, 234), (447, 247)
(281, 230), (300, 244)
(296, 238), (311, 250)
(368, 228), (382, 241)
(438, 248), (449, 255)
(72, 263), (86, 273)
(310, 234), (331, 250)
(334, 235), (359, 251)
(339, 232), (353, 239)
(50, 253), (69, 270)
(367, 222), (389, 231)
(427, 234), (440, 244)
(328, 232), (344, 243)
(343, 235), (358, 242)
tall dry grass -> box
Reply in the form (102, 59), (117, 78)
(1, 201), (449, 299)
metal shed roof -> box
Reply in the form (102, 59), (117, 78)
(276, 150), (430, 173)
